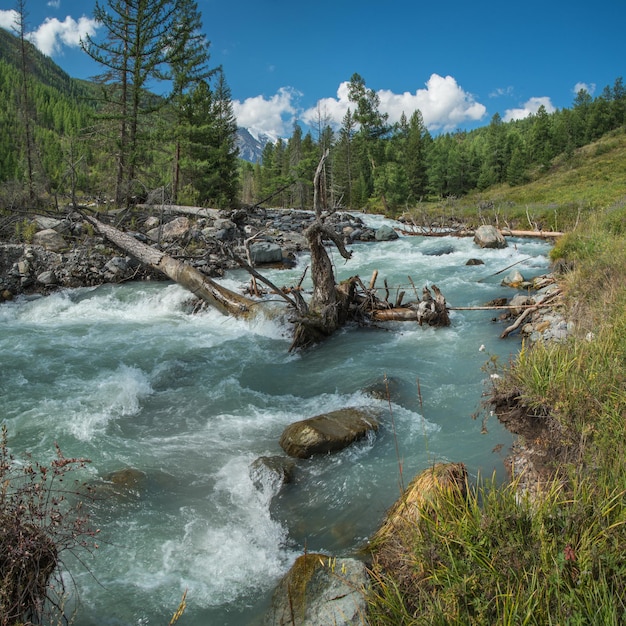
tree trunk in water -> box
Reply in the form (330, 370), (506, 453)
(84, 215), (255, 318)
(290, 150), (354, 350)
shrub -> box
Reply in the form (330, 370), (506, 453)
(0, 426), (98, 625)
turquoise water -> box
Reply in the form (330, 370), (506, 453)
(0, 216), (552, 625)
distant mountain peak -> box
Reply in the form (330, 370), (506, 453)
(236, 127), (272, 163)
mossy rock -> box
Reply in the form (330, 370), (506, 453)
(279, 407), (380, 459)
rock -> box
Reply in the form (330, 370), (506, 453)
(36, 270), (57, 286)
(32, 228), (67, 252)
(363, 376), (400, 401)
(103, 256), (129, 276)
(473, 225), (507, 249)
(250, 241), (283, 264)
(501, 269), (525, 287)
(147, 216), (190, 241)
(103, 467), (148, 494)
(264, 553), (370, 626)
(509, 294), (534, 315)
(374, 225), (399, 241)
(465, 258), (484, 266)
(279, 407), (379, 459)
(249, 456), (296, 492)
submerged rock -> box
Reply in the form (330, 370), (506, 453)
(264, 553), (370, 626)
(279, 407), (380, 459)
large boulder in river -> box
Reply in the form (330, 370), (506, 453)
(374, 225), (399, 241)
(279, 407), (379, 459)
(473, 224), (507, 249)
(250, 241), (283, 264)
(264, 553), (370, 626)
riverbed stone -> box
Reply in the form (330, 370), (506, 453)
(249, 241), (283, 264)
(279, 407), (379, 459)
(264, 553), (370, 626)
(374, 225), (399, 241)
(473, 224), (507, 249)
(147, 216), (190, 241)
(250, 456), (296, 491)
(502, 269), (525, 287)
(33, 228), (67, 252)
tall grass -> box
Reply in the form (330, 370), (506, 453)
(367, 198), (626, 624)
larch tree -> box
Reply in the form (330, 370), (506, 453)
(81, 0), (176, 207)
(166, 0), (215, 204)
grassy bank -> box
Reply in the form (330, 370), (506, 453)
(367, 198), (626, 623)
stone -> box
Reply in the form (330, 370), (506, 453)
(374, 225), (399, 241)
(147, 216), (190, 241)
(279, 407), (379, 459)
(36, 270), (57, 286)
(501, 269), (525, 287)
(250, 456), (296, 492)
(249, 241), (283, 264)
(473, 224), (507, 249)
(465, 258), (485, 266)
(32, 228), (67, 252)
(264, 553), (370, 626)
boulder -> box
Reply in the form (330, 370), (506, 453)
(501, 269), (525, 288)
(249, 241), (283, 264)
(32, 228), (67, 252)
(147, 216), (190, 241)
(249, 456), (296, 492)
(264, 553), (370, 626)
(374, 225), (399, 241)
(279, 407), (379, 459)
(465, 258), (484, 266)
(473, 225), (507, 249)
(36, 270), (57, 286)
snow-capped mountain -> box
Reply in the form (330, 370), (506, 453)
(236, 128), (274, 163)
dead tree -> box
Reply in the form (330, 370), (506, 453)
(289, 150), (355, 350)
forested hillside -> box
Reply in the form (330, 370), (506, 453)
(1, 18), (624, 216)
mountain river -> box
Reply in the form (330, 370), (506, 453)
(1, 214), (552, 625)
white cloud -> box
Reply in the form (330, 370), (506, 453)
(27, 15), (99, 56)
(232, 87), (301, 141)
(503, 96), (556, 122)
(0, 9), (18, 30)
(302, 73), (486, 133)
(47, 0), (61, 8)
(573, 81), (596, 95)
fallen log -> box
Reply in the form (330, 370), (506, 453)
(399, 226), (563, 239)
(83, 214), (256, 318)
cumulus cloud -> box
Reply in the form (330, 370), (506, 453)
(503, 96), (556, 122)
(0, 9), (19, 30)
(232, 87), (301, 141)
(27, 16), (99, 56)
(301, 73), (486, 133)
(573, 81), (596, 95)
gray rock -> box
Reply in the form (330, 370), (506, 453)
(250, 241), (283, 264)
(32, 228), (67, 252)
(264, 553), (370, 626)
(279, 407), (379, 459)
(465, 258), (484, 266)
(501, 269), (525, 287)
(374, 225), (399, 241)
(473, 225), (507, 249)
(147, 216), (190, 241)
(36, 270), (57, 286)
(249, 456), (296, 492)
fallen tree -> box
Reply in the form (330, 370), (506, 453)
(83, 214), (256, 318)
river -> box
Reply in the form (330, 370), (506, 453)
(1, 215), (552, 625)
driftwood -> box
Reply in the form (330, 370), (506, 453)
(399, 225), (563, 239)
(84, 215), (256, 317)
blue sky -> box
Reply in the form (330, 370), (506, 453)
(1, 0), (624, 140)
